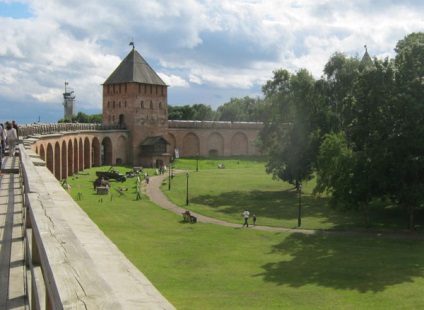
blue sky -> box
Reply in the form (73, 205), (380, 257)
(1, 0), (423, 124)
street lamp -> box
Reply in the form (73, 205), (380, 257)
(186, 172), (189, 205)
(196, 153), (199, 172)
(168, 164), (172, 190)
(298, 183), (302, 227)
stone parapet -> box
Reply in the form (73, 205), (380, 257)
(168, 120), (263, 130)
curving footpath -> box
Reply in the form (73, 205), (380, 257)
(145, 173), (423, 240)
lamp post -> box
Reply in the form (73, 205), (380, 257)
(186, 173), (189, 206)
(298, 183), (302, 227)
(196, 153), (199, 172)
(168, 164), (171, 190)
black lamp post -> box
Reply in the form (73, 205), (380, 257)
(196, 153), (199, 172)
(168, 164), (171, 190)
(186, 173), (189, 205)
(298, 183), (302, 227)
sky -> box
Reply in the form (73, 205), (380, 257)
(1, 0), (423, 124)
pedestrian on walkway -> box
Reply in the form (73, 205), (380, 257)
(242, 209), (250, 227)
(0, 123), (6, 155)
(146, 173), (150, 184)
(253, 214), (257, 226)
(6, 122), (17, 157)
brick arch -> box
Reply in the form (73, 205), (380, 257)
(102, 137), (113, 165)
(39, 144), (46, 162)
(92, 137), (101, 167)
(116, 135), (128, 164)
(207, 132), (224, 156)
(167, 133), (176, 156)
(231, 132), (249, 155)
(84, 137), (91, 169)
(68, 140), (74, 176)
(182, 133), (200, 157)
(46, 143), (54, 174)
(61, 140), (67, 180)
(54, 142), (61, 180)
(78, 138), (84, 172)
(73, 138), (79, 174)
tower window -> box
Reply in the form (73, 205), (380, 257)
(141, 100), (145, 109)
(150, 100), (153, 109)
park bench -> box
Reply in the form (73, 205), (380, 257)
(182, 212), (197, 223)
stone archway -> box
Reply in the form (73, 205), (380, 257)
(92, 137), (101, 167)
(54, 142), (61, 180)
(68, 139), (74, 176)
(207, 132), (224, 157)
(182, 133), (200, 157)
(231, 132), (249, 155)
(102, 137), (113, 165)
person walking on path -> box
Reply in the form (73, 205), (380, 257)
(6, 122), (17, 157)
(253, 214), (257, 226)
(242, 209), (250, 227)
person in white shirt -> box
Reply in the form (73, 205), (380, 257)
(242, 209), (250, 227)
(6, 122), (17, 157)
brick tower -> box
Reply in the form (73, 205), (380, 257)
(102, 46), (170, 167)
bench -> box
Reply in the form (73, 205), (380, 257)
(182, 212), (197, 223)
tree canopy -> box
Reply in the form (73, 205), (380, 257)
(258, 32), (424, 229)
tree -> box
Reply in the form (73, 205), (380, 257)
(388, 32), (424, 229)
(258, 69), (319, 186)
(216, 96), (265, 122)
(192, 104), (216, 120)
(168, 105), (196, 120)
(58, 112), (102, 123)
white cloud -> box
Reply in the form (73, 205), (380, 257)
(159, 73), (190, 88)
(0, 0), (423, 123)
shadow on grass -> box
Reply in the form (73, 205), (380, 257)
(256, 233), (424, 292)
(191, 189), (356, 227)
(191, 189), (424, 230)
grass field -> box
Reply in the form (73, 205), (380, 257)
(66, 158), (424, 309)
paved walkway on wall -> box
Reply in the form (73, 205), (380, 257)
(0, 154), (28, 310)
(146, 173), (423, 240)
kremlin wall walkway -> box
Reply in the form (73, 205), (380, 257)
(0, 155), (26, 309)
(0, 148), (175, 310)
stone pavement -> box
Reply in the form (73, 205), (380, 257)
(146, 173), (423, 240)
(0, 155), (27, 310)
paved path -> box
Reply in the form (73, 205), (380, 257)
(146, 173), (423, 240)
(0, 155), (27, 310)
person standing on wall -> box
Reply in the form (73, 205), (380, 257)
(6, 122), (17, 157)
(0, 123), (5, 155)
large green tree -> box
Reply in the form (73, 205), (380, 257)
(258, 69), (319, 187)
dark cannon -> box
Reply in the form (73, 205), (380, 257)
(95, 166), (126, 182)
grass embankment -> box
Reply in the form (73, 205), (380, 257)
(66, 159), (424, 309)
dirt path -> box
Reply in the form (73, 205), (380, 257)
(145, 173), (423, 240)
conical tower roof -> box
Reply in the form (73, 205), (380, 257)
(360, 45), (373, 69)
(104, 48), (167, 85)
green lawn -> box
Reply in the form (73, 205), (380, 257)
(66, 160), (424, 309)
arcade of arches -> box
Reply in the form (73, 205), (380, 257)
(30, 127), (258, 180)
